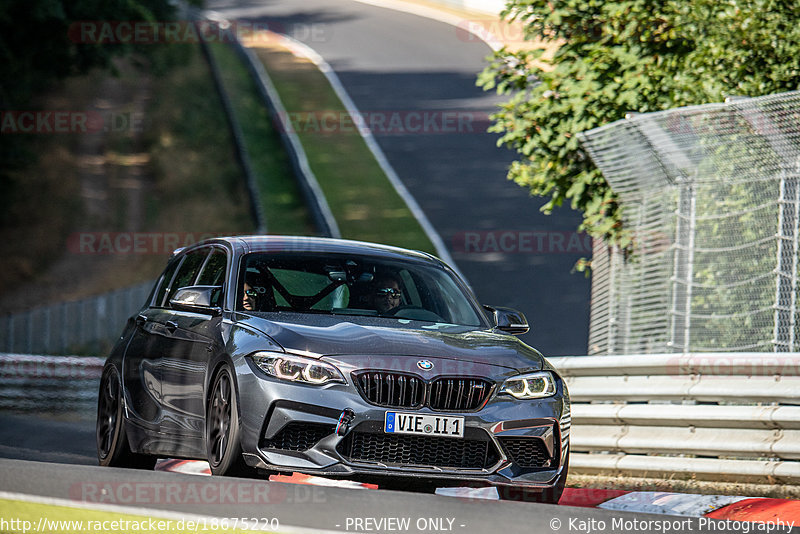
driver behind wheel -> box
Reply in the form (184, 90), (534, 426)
(241, 272), (274, 312)
(369, 274), (403, 314)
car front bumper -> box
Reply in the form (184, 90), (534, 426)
(235, 358), (569, 490)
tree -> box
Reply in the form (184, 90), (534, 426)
(0, 0), (181, 108)
(478, 0), (800, 257)
(0, 0), (181, 217)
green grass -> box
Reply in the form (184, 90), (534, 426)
(0, 499), (269, 534)
(250, 44), (436, 254)
(206, 43), (315, 236)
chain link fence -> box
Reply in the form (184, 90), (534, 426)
(580, 91), (800, 354)
(0, 282), (153, 355)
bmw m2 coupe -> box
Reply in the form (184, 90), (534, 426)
(97, 236), (570, 502)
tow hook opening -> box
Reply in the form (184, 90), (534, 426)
(336, 408), (355, 436)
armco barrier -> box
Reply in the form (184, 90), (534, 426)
(0, 353), (104, 416)
(549, 353), (800, 485)
(0, 282), (152, 355)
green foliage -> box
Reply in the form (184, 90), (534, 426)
(479, 0), (800, 255)
(0, 0), (176, 107)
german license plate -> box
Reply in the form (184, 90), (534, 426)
(384, 412), (464, 438)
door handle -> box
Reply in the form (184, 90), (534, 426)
(165, 321), (179, 334)
(135, 314), (147, 327)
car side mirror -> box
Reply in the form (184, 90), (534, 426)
(170, 286), (223, 316)
(483, 305), (529, 335)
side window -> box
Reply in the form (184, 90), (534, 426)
(165, 249), (209, 307)
(153, 258), (183, 308)
(197, 249), (227, 307)
(197, 249), (227, 286)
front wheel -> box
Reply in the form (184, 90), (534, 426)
(206, 365), (252, 476)
(96, 365), (156, 469)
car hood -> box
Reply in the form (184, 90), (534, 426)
(237, 314), (544, 374)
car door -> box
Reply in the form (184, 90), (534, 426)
(122, 255), (182, 433)
(158, 246), (227, 453)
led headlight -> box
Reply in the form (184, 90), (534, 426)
(251, 352), (345, 385)
(500, 371), (557, 399)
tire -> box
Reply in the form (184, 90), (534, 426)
(206, 365), (252, 476)
(96, 365), (157, 469)
(497, 452), (569, 504)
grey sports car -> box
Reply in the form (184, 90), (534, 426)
(97, 236), (570, 503)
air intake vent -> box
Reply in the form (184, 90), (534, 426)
(338, 425), (500, 469)
(261, 422), (334, 452)
(498, 437), (551, 468)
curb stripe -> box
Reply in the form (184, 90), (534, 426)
(559, 488), (630, 508)
(598, 492), (752, 518)
(707, 498), (800, 524)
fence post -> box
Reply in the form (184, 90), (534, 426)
(5, 316), (12, 353)
(43, 307), (50, 354)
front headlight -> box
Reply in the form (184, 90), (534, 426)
(500, 371), (557, 399)
(251, 352), (345, 385)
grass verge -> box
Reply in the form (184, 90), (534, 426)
(246, 37), (437, 254)
(0, 499), (265, 534)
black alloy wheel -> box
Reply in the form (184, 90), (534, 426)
(206, 365), (251, 476)
(96, 366), (156, 469)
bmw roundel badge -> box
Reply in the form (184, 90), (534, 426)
(417, 360), (434, 371)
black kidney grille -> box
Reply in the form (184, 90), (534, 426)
(338, 431), (499, 469)
(429, 378), (492, 411)
(498, 437), (551, 468)
(354, 372), (493, 411)
(356, 372), (425, 408)
(261, 422), (335, 452)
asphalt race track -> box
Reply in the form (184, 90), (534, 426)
(0, 457), (759, 534)
(206, 0), (591, 356)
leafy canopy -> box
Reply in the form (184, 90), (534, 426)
(478, 0), (800, 256)
(0, 0), (209, 108)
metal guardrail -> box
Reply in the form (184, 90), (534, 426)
(549, 353), (800, 484)
(0, 282), (152, 355)
(0, 354), (104, 418)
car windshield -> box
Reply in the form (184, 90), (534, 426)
(237, 252), (486, 327)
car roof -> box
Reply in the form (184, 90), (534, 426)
(180, 235), (442, 265)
